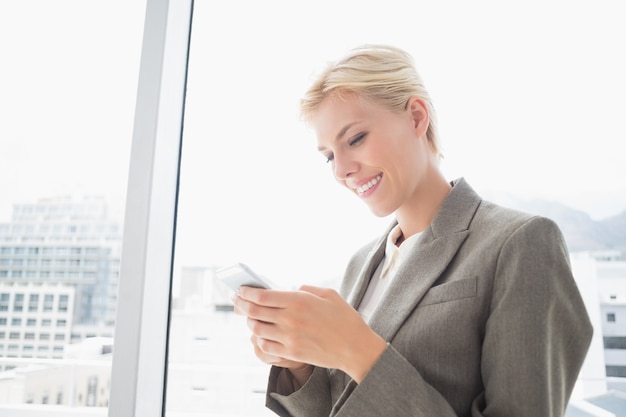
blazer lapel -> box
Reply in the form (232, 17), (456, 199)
(366, 178), (481, 342)
(345, 227), (389, 307)
(367, 229), (469, 341)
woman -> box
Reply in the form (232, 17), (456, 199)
(233, 44), (592, 417)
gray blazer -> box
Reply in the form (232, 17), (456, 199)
(266, 178), (593, 417)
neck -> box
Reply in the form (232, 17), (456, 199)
(395, 171), (451, 239)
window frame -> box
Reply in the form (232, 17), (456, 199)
(107, 0), (193, 416)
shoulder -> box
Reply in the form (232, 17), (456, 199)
(456, 198), (572, 268)
(472, 199), (562, 240)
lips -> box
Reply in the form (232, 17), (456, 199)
(355, 174), (383, 195)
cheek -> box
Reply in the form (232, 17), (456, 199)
(362, 141), (391, 167)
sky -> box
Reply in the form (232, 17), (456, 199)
(1, 0), (625, 286)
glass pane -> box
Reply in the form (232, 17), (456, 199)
(166, 4), (392, 416)
(0, 1), (145, 415)
(168, 2), (625, 416)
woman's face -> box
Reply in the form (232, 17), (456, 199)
(313, 94), (436, 217)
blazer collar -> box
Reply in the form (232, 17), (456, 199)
(347, 177), (482, 341)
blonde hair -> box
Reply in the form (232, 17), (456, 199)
(300, 44), (441, 158)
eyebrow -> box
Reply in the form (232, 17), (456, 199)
(316, 122), (357, 151)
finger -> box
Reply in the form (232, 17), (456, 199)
(231, 293), (245, 316)
(232, 291), (279, 322)
(251, 335), (274, 362)
(247, 317), (282, 343)
(249, 327), (292, 361)
(255, 335), (286, 359)
(236, 297), (282, 323)
(238, 286), (295, 308)
(298, 285), (337, 299)
(251, 334), (288, 365)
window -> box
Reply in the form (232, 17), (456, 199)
(137, 3), (623, 417)
(13, 293), (24, 312)
(0, 0), (143, 410)
(43, 294), (54, 312)
(29, 294), (39, 312)
(58, 295), (69, 313)
(0, 293), (8, 311)
(604, 337), (626, 350)
(607, 312), (616, 323)
(606, 366), (626, 377)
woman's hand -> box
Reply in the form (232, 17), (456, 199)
(233, 285), (387, 383)
(234, 294), (315, 388)
(248, 334), (314, 387)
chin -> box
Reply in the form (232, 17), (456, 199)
(367, 205), (394, 218)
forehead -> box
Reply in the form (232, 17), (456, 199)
(312, 94), (380, 140)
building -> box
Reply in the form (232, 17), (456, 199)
(0, 337), (113, 409)
(0, 282), (74, 369)
(567, 251), (626, 416)
(0, 196), (122, 351)
(596, 253), (626, 383)
(166, 266), (271, 416)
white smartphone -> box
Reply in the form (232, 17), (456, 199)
(216, 262), (274, 291)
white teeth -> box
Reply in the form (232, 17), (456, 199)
(356, 174), (382, 194)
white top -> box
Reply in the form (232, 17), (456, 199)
(357, 225), (422, 323)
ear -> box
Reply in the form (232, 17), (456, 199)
(407, 96), (429, 137)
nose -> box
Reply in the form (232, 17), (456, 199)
(333, 152), (358, 180)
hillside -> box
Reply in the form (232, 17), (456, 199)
(490, 196), (626, 255)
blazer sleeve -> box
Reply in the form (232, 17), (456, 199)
(265, 216), (593, 417)
(266, 346), (460, 417)
(471, 216), (593, 416)
(266, 366), (333, 417)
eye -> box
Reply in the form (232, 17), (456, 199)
(348, 133), (366, 146)
(325, 153), (334, 163)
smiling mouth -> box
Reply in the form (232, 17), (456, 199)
(356, 174), (383, 194)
